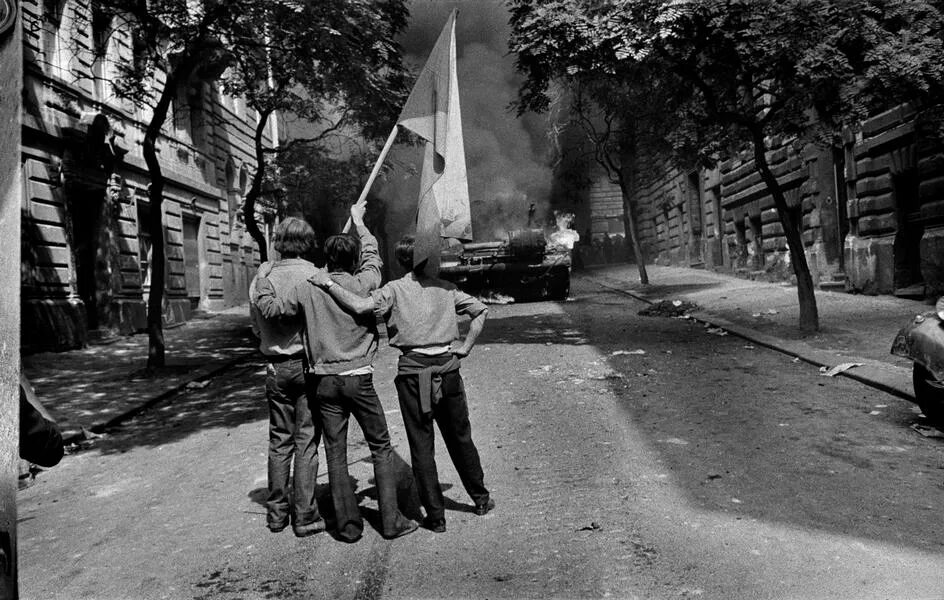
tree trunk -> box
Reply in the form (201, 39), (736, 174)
(616, 159), (649, 284)
(750, 129), (819, 332)
(244, 107), (274, 262)
(142, 56), (200, 368)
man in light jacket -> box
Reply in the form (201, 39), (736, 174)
(249, 217), (324, 537)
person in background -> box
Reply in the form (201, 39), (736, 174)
(249, 217), (324, 537)
(308, 235), (492, 534)
(254, 204), (418, 542)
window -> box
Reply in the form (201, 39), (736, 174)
(42, 0), (66, 77)
(187, 83), (208, 148)
(91, 5), (112, 100)
(137, 201), (152, 291)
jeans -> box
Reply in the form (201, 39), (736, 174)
(313, 373), (412, 541)
(266, 358), (321, 527)
(394, 359), (488, 521)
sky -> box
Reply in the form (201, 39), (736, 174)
(377, 0), (555, 242)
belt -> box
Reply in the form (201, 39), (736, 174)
(264, 352), (305, 364)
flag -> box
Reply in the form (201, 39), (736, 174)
(397, 9), (472, 270)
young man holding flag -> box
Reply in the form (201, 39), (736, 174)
(254, 205), (418, 542)
(308, 237), (493, 533)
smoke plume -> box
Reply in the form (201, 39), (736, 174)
(375, 0), (554, 253)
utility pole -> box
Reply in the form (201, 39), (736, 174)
(0, 0), (21, 597)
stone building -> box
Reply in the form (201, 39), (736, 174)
(582, 106), (944, 299)
(20, 0), (277, 352)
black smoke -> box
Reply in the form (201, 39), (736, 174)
(375, 0), (554, 254)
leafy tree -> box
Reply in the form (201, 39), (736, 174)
(219, 0), (409, 261)
(97, 0), (234, 367)
(509, 0), (944, 332)
(97, 0), (407, 367)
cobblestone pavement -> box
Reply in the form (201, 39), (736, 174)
(17, 274), (944, 599)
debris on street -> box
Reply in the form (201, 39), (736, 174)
(751, 309), (780, 317)
(611, 349), (646, 356)
(818, 362), (863, 377)
(911, 423), (944, 438)
(478, 291), (515, 305)
(186, 380), (211, 390)
(639, 299), (698, 317)
(705, 326), (728, 336)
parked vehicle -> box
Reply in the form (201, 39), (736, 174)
(891, 297), (944, 421)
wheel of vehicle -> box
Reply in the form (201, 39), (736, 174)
(913, 363), (944, 422)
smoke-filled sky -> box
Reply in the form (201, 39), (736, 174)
(377, 0), (554, 242)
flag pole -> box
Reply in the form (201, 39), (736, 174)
(342, 125), (400, 233)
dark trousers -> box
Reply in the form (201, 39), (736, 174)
(394, 358), (488, 521)
(312, 373), (412, 541)
(265, 358), (321, 527)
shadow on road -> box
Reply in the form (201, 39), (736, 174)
(476, 287), (944, 556)
(88, 361), (269, 455)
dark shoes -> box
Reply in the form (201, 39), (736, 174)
(383, 519), (420, 540)
(267, 520), (289, 533)
(423, 516), (447, 533)
(474, 498), (496, 516)
(292, 519), (326, 538)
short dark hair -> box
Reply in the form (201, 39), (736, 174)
(325, 234), (361, 274)
(273, 217), (315, 259)
(395, 235), (417, 272)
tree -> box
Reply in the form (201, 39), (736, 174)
(98, 0), (235, 367)
(508, 0), (944, 332)
(511, 52), (685, 284)
(97, 0), (407, 366)
(219, 0), (409, 261)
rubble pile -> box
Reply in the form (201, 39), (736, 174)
(638, 299), (698, 318)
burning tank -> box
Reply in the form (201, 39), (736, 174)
(439, 211), (578, 302)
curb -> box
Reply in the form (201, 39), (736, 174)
(586, 275), (916, 403)
(62, 349), (257, 446)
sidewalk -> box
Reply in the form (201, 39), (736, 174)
(581, 264), (936, 402)
(21, 305), (258, 443)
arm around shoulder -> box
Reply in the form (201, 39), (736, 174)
(309, 271), (375, 315)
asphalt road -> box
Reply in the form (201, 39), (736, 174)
(17, 275), (944, 599)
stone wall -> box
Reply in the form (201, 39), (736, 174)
(20, 0), (275, 352)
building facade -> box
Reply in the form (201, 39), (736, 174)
(583, 106), (944, 299)
(20, 0), (276, 352)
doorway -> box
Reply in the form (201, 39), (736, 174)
(891, 170), (924, 295)
(182, 214), (203, 309)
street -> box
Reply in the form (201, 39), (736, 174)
(17, 273), (944, 600)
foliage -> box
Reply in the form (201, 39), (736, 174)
(93, 0), (409, 364)
(218, 0), (410, 261)
(509, 0), (944, 331)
